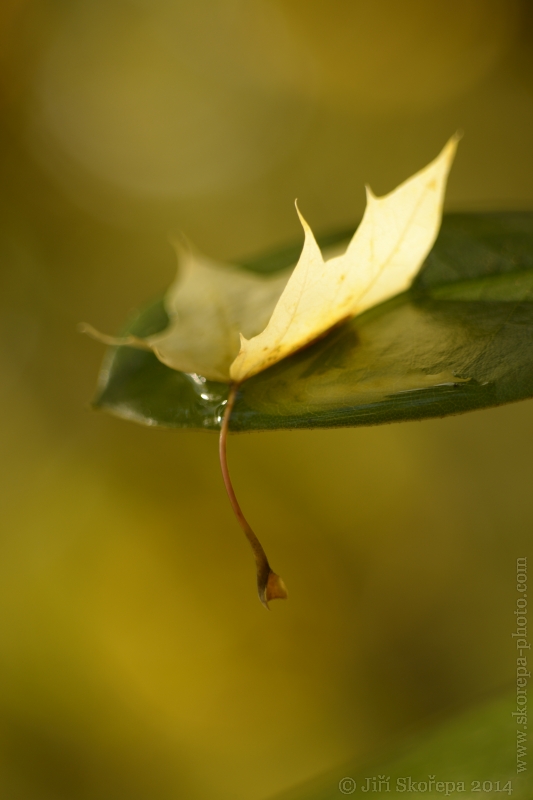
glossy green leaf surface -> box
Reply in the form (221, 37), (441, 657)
(269, 691), (531, 800)
(93, 213), (533, 431)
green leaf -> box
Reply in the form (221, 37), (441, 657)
(268, 691), (531, 799)
(93, 212), (533, 432)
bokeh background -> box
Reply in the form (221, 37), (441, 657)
(1, 1), (533, 798)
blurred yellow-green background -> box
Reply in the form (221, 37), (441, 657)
(1, 1), (533, 797)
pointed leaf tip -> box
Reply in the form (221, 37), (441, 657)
(294, 200), (315, 237)
(79, 322), (151, 351)
(365, 184), (376, 201)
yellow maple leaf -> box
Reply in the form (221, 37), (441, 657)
(83, 134), (460, 608)
(231, 134), (459, 382)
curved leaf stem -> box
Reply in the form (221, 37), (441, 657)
(219, 383), (287, 608)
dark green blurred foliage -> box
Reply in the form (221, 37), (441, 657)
(1, 1), (532, 798)
(276, 693), (532, 799)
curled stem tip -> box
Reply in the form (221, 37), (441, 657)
(219, 383), (287, 609)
